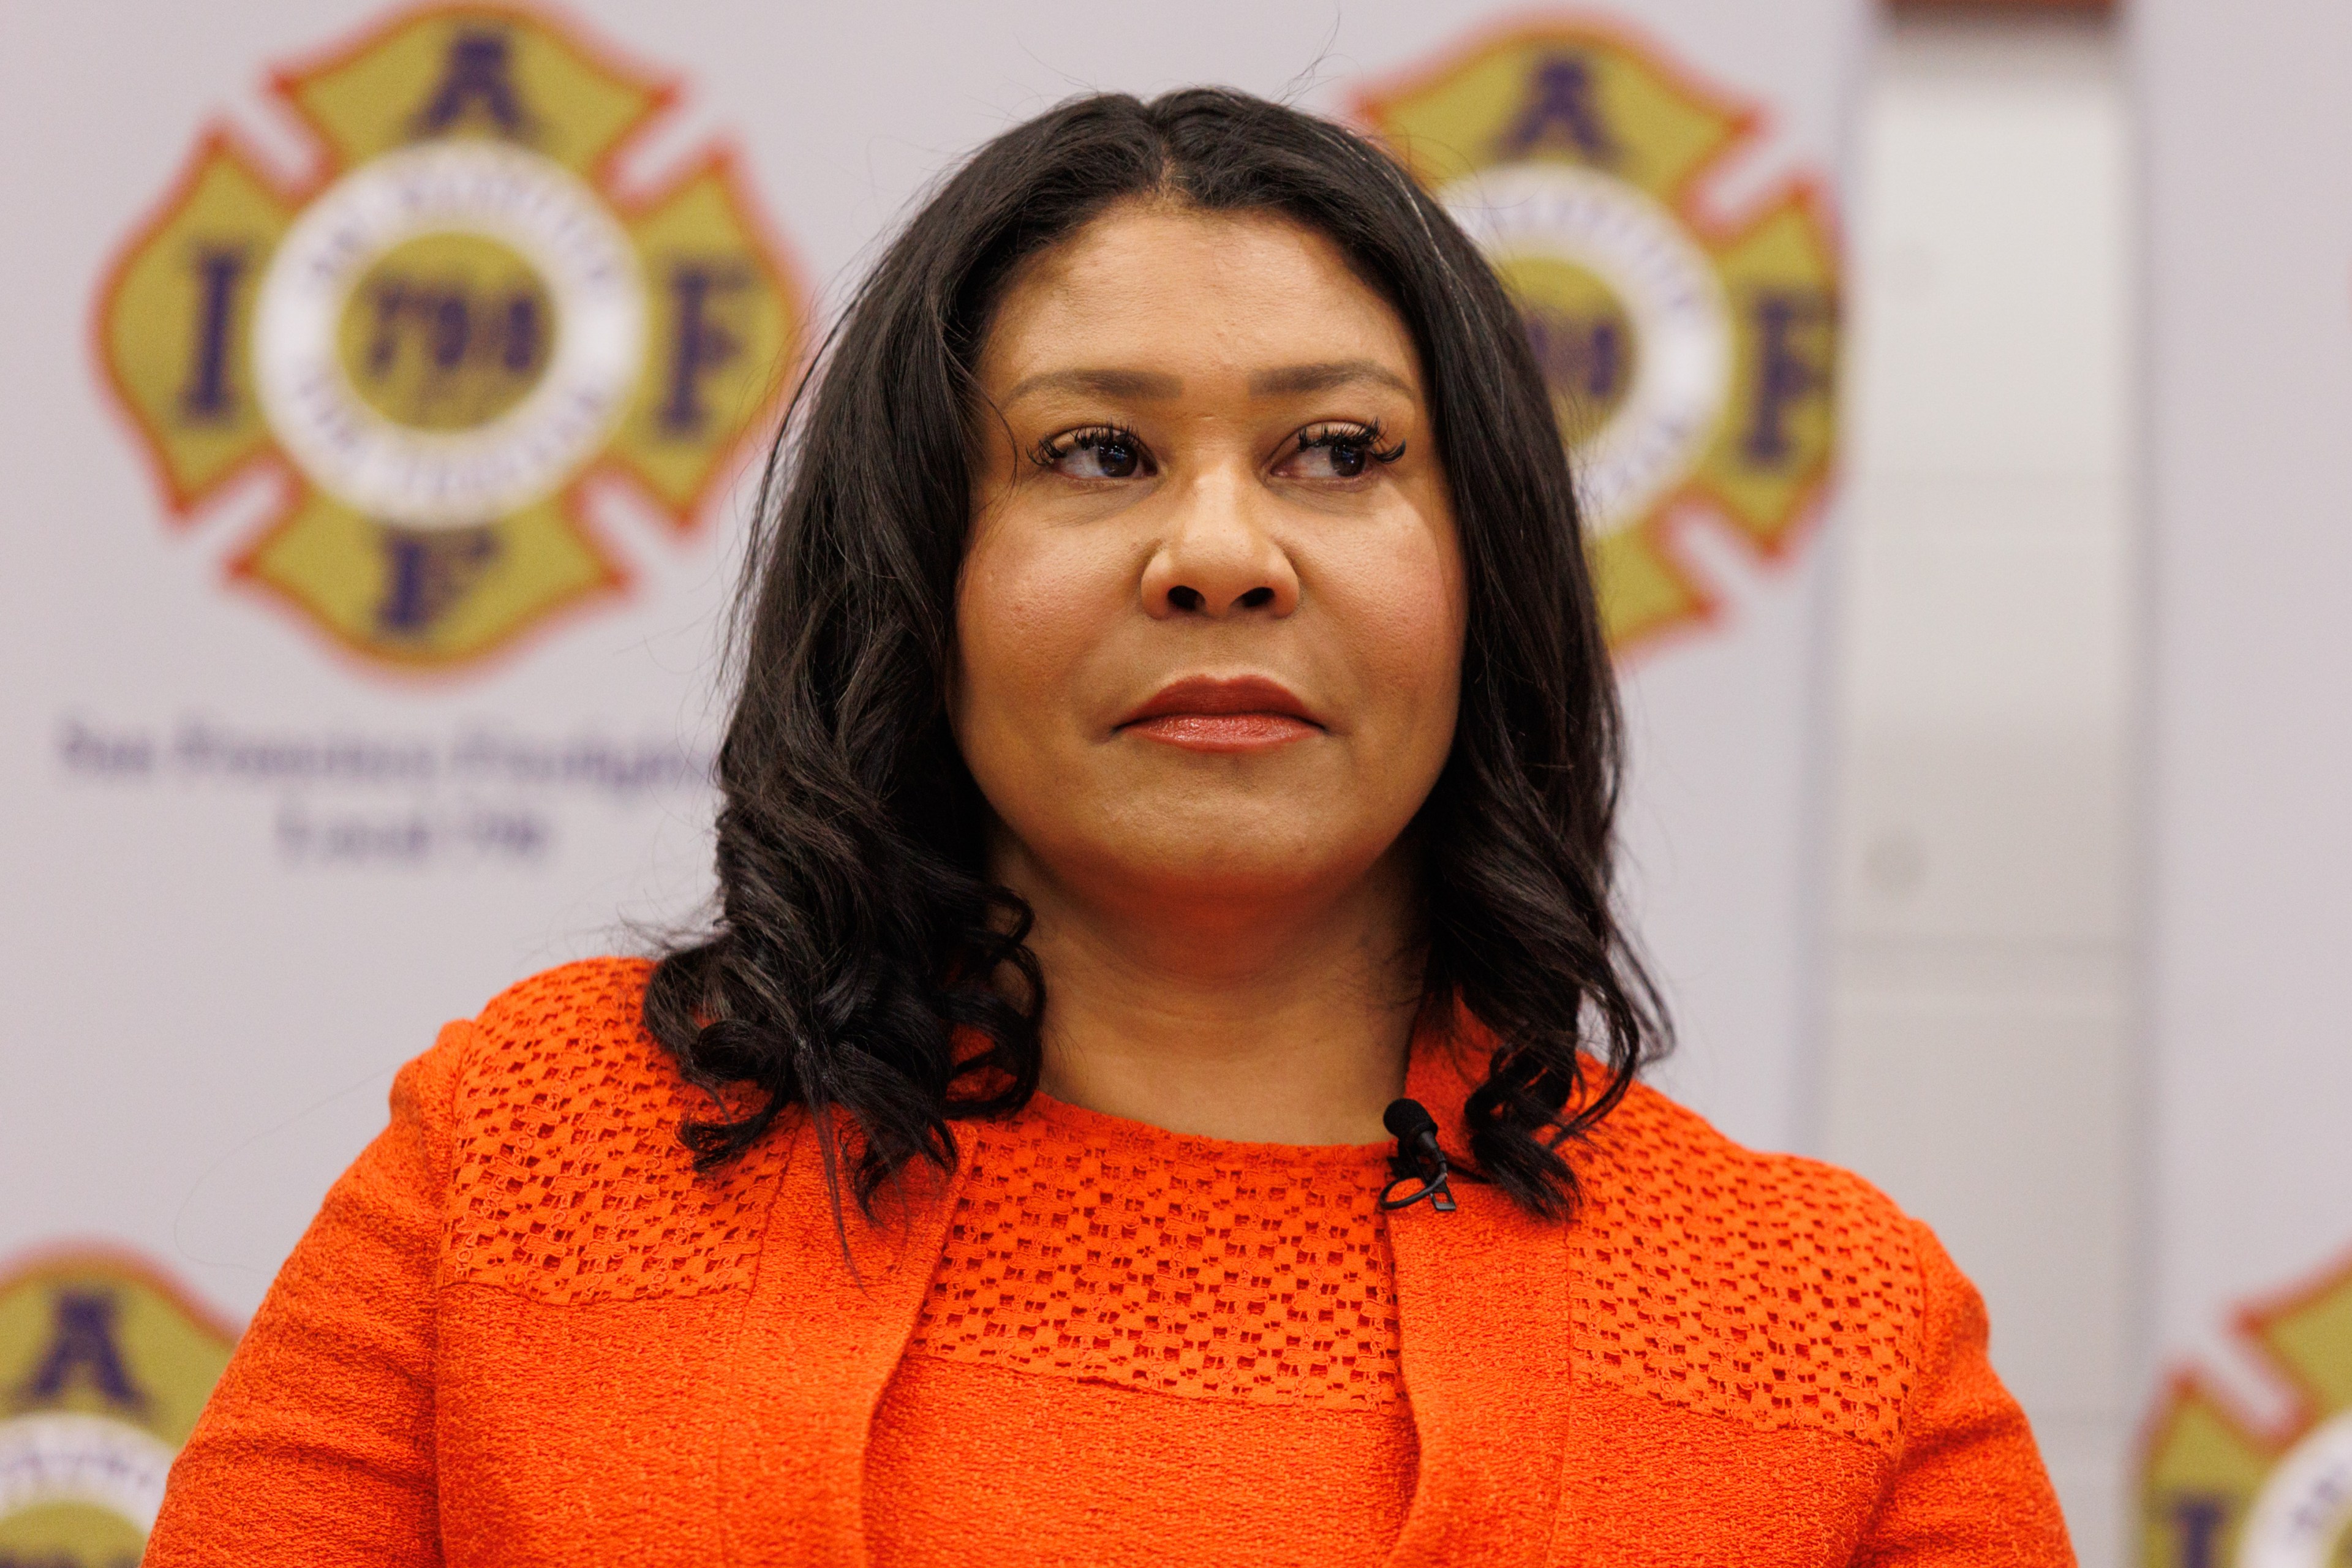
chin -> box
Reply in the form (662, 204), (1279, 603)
(1094, 816), (1398, 905)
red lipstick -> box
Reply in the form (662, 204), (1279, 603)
(1117, 676), (1323, 753)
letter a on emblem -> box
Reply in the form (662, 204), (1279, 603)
(15, 1289), (148, 1414)
(1497, 56), (1618, 165)
(409, 29), (537, 141)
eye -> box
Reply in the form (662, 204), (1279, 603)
(1035, 425), (1155, 481)
(1277, 422), (1406, 481)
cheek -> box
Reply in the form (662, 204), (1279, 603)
(953, 513), (1128, 763)
(1320, 514), (1467, 756)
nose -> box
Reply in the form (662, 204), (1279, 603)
(1139, 471), (1302, 620)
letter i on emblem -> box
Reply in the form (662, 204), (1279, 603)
(2164, 1495), (2228, 1568)
(179, 248), (248, 424)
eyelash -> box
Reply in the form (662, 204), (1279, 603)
(1030, 424), (1146, 470)
(1293, 421), (1407, 469)
(1028, 421), (1408, 474)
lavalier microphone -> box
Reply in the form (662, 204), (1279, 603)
(1378, 1097), (1457, 1213)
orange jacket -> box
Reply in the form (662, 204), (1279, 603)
(146, 958), (2071, 1566)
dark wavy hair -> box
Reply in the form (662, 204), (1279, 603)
(645, 86), (1668, 1221)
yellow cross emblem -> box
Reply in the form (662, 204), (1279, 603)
(2144, 1250), (2352, 1567)
(97, 6), (804, 669)
(1359, 20), (1839, 652)
(0, 1251), (238, 1561)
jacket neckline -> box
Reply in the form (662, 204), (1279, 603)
(716, 1024), (1575, 1567)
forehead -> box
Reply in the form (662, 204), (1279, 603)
(978, 202), (1420, 387)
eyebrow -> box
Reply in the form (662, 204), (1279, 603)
(1000, 368), (1185, 405)
(1248, 359), (1417, 400)
(997, 359), (1418, 407)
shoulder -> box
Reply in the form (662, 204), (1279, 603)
(456, 954), (666, 1095)
(1567, 1077), (1934, 1453)
(432, 957), (782, 1305)
(441, 956), (684, 1142)
(1577, 1077), (1920, 1263)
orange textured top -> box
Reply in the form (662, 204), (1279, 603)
(145, 957), (2075, 1567)
(867, 1093), (1417, 1567)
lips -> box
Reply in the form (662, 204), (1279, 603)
(1117, 675), (1324, 753)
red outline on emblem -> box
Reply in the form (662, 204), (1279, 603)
(1349, 10), (1768, 223)
(262, 0), (683, 197)
(1613, 171), (1844, 667)
(90, 0), (813, 681)
(0, 1239), (246, 1348)
(217, 477), (632, 685)
(594, 137), (815, 538)
(87, 123), (307, 527)
(1349, 13), (1842, 662)
(2138, 1242), (2352, 1480)
(1682, 170), (1844, 559)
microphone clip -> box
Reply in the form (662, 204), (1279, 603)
(1378, 1097), (1458, 1213)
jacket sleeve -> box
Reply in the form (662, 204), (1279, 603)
(1853, 1220), (2076, 1566)
(144, 1020), (475, 1566)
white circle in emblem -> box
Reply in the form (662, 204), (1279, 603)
(254, 141), (646, 528)
(0, 1411), (176, 1531)
(1441, 162), (1733, 538)
(2239, 1407), (2352, 1568)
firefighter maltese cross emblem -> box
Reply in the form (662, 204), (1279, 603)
(0, 1251), (238, 1565)
(2144, 1250), (2352, 1568)
(97, 5), (803, 669)
(1359, 21), (1838, 652)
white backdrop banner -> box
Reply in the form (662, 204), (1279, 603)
(0, 1), (1860, 1551)
(2136, 1), (2352, 1564)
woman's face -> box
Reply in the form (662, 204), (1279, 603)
(955, 202), (1466, 927)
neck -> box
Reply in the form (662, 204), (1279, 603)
(994, 842), (1423, 1147)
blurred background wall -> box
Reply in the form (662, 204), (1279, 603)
(1826, 8), (2138, 1561)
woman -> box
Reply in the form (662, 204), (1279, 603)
(147, 89), (2070, 1566)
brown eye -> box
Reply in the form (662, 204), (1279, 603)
(1280, 424), (1404, 481)
(1321, 435), (1373, 478)
(1047, 428), (1152, 480)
